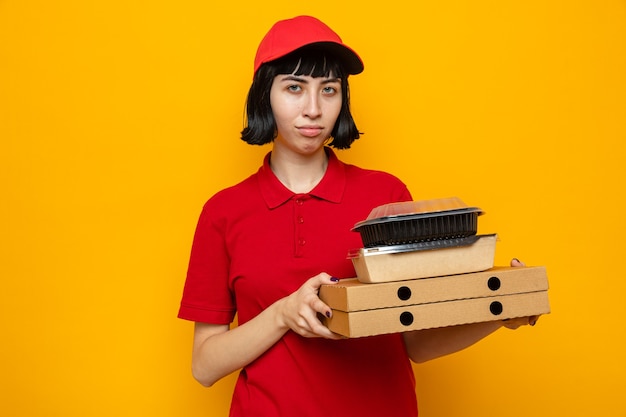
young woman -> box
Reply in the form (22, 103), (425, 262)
(178, 15), (536, 417)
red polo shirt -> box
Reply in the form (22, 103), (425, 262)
(179, 148), (418, 417)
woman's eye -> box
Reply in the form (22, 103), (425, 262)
(287, 84), (301, 92)
(323, 86), (338, 95)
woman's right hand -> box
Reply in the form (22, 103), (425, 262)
(276, 272), (342, 339)
(191, 273), (341, 387)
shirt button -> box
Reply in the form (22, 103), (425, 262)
(298, 216), (304, 224)
(299, 239), (306, 246)
(295, 199), (304, 205)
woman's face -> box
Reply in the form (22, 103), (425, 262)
(269, 72), (342, 155)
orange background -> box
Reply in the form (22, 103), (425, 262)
(1, 1), (625, 416)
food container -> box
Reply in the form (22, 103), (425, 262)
(353, 197), (483, 248)
(350, 234), (497, 283)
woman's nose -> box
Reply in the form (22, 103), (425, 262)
(302, 93), (321, 118)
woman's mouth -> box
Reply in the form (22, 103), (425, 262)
(297, 126), (324, 137)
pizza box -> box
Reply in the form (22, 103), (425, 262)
(322, 290), (550, 338)
(320, 266), (548, 312)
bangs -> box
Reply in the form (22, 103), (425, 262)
(272, 48), (346, 79)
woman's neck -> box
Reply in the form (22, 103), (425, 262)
(269, 146), (328, 194)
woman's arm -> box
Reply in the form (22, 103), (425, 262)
(402, 258), (540, 363)
(403, 321), (500, 363)
(402, 316), (537, 363)
(191, 273), (340, 387)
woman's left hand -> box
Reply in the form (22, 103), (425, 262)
(504, 257), (540, 329)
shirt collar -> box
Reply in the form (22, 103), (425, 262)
(257, 147), (346, 209)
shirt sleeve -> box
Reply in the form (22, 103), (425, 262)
(177, 200), (236, 324)
(373, 169), (413, 203)
(394, 181), (412, 202)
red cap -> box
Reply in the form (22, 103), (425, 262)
(253, 16), (364, 76)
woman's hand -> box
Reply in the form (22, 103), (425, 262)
(505, 257), (540, 328)
(190, 272), (341, 386)
(510, 257), (526, 267)
(276, 273), (342, 340)
(403, 257), (542, 363)
(502, 315), (539, 329)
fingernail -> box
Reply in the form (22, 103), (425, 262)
(529, 318), (537, 326)
(330, 277), (339, 282)
(325, 311), (332, 318)
(513, 258), (520, 263)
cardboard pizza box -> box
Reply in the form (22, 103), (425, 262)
(322, 290), (550, 338)
(320, 266), (548, 312)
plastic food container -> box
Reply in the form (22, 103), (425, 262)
(353, 197), (483, 248)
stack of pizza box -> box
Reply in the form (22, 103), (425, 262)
(320, 198), (550, 338)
